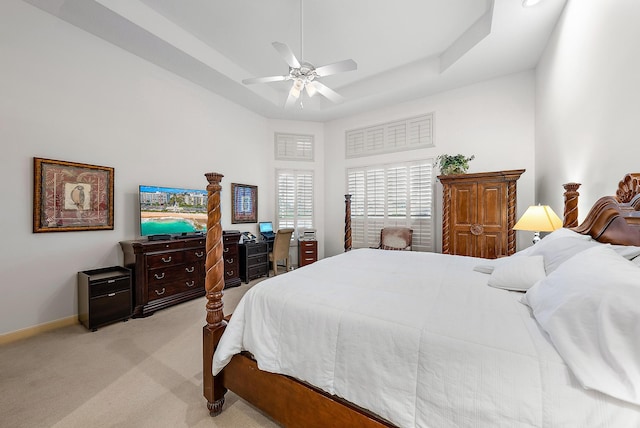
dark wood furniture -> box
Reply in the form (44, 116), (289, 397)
(202, 172), (640, 427)
(77, 266), (131, 331)
(239, 241), (269, 283)
(439, 169), (525, 258)
(120, 237), (206, 317)
(222, 231), (241, 289)
(298, 239), (318, 267)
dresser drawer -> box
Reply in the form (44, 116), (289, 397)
(184, 248), (206, 262)
(245, 242), (268, 256)
(249, 253), (268, 266)
(148, 281), (183, 300)
(247, 263), (268, 279)
(139, 241), (185, 253)
(147, 264), (200, 286)
(146, 252), (184, 268)
(90, 277), (131, 298)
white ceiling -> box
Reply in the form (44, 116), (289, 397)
(24, 0), (567, 122)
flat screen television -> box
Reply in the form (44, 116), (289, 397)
(139, 185), (208, 238)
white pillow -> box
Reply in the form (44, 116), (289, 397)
(527, 236), (598, 274)
(487, 255), (546, 291)
(610, 244), (640, 260)
(522, 245), (640, 404)
(512, 227), (592, 258)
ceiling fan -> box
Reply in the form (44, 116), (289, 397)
(241, 1), (357, 108)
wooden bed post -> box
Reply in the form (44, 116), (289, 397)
(562, 182), (581, 228)
(202, 172), (227, 416)
(344, 194), (352, 252)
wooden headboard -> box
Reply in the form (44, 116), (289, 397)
(562, 173), (640, 246)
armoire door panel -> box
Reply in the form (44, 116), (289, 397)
(452, 232), (475, 257)
(477, 183), (505, 227)
(451, 184), (476, 225)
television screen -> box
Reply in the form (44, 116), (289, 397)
(139, 185), (208, 237)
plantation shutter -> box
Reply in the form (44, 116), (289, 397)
(276, 169), (314, 235)
(347, 160), (434, 251)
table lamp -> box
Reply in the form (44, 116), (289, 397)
(513, 204), (563, 244)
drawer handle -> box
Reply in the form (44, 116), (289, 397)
(155, 288), (166, 295)
(107, 279), (116, 283)
(185, 266), (195, 273)
(154, 273), (165, 280)
(227, 270), (234, 276)
(108, 292), (116, 297)
(226, 258), (234, 263)
(195, 251), (204, 257)
(161, 256), (172, 263)
(224, 247), (229, 253)
(186, 280), (195, 287)
(305, 250), (314, 254)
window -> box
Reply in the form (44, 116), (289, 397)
(345, 113), (434, 158)
(347, 160), (434, 251)
(276, 169), (314, 236)
(275, 133), (314, 161)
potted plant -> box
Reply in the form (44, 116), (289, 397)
(435, 154), (475, 175)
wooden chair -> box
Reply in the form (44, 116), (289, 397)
(376, 227), (413, 251)
(268, 228), (295, 276)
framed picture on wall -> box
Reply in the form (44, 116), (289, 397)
(33, 157), (114, 232)
(231, 183), (257, 224)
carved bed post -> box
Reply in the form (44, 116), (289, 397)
(344, 194), (352, 252)
(562, 182), (581, 228)
(202, 172), (227, 416)
(441, 183), (451, 255)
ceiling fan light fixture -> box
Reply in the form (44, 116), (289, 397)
(290, 79), (304, 98)
(305, 83), (317, 97)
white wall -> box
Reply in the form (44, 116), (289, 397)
(0, 1), (276, 335)
(324, 71), (537, 256)
(536, 0), (640, 218)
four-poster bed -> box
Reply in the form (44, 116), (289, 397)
(202, 172), (640, 427)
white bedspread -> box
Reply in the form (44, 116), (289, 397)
(213, 249), (640, 427)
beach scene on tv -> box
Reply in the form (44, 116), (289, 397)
(139, 185), (208, 236)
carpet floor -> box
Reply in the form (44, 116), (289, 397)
(0, 280), (280, 428)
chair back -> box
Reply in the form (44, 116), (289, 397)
(272, 228), (294, 260)
(379, 227), (413, 250)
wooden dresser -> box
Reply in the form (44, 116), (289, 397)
(298, 240), (318, 267)
(439, 169), (525, 259)
(120, 237), (207, 317)
(222, 231), (241, 289)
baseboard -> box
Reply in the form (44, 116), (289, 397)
(0, 316), (78, 346)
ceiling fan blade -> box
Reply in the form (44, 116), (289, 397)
(309, 81), (344, 103)
(314, 59), (357, 77)
(242, 75), (288, 85)
(272, 42), (301, 69)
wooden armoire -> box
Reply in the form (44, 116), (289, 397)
(439, 169), (525, 259)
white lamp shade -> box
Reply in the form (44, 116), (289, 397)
(513, 205), (563, 232)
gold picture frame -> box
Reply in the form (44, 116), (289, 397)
(231, 183), (257, 224)
(33, 157), (114, 232)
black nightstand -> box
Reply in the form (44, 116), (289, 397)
(78, 266), (132, 331)
(239, 241), (269, 283)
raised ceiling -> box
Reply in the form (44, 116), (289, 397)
(24, 0), (567, 122)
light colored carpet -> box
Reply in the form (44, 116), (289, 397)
(0, 280), (280, 428)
